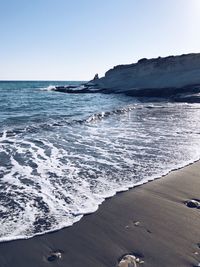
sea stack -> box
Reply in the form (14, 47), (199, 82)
(93, 53), (200, 96)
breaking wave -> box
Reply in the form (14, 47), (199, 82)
(40, 85), (56, 91)
(1, 81), (200, 242)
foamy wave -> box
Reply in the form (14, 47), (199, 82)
(40, 85), (56, 91)
(0, 105), (138, 137)
(1, 100), (200, 242)
(85, 106), (136, 123)
(40, 84), (87, 92)
(0, 102), (197, 139)
(0, 130), (7, 141)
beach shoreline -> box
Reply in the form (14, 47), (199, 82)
(0, 161), (200, 267)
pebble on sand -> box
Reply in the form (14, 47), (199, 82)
(47, 251), (62, 262)
(186, 199), (200, 208)
(117, 254), (144, 267)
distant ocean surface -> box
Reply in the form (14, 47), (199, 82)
(1, 80), (200, 242)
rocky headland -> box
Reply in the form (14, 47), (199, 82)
(54, 53), (200, 101)
(92, 53), (200, 98)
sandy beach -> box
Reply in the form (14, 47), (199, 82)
(1, 1), (200, 266)
(0, 161), (200, 267)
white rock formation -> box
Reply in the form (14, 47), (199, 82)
(94, 53), (200, 94)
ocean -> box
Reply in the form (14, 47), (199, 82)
(0, 80), (200, 242)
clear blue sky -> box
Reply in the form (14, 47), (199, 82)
(0, 0), (200, 80)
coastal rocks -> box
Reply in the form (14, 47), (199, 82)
(186, 199), (200, 209)
(47, 250), (62, 262)
(92, 53), (200, 98)
(52, 83), (101, 94)
(52, 53), (200, 100)
(117, 254), (144, 267)
(93, 73), (99, 80)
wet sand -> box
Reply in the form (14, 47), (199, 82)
(0, 162), (200, 267)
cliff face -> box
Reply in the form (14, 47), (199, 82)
(94, 53), (200, 95)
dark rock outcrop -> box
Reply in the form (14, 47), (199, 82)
(53, 53), (200, 101)
(92, 53), (200, 98)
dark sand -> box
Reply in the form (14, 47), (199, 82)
(0, 162), (200, 267)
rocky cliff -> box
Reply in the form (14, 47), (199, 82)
(93, 53), (200, 97)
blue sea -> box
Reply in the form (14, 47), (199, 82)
(1, 80), (200, 242)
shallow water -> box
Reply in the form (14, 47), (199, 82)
(0, 81), (200, 241)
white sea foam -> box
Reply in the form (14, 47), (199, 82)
(40, 85), (56, 91)
(1, 101), (200, 242)
(0, 130), (7, 142)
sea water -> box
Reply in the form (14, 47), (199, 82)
(0, 81), (200, 241)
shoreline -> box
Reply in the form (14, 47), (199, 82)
(0, 159), (197, 244)
(1, 161), (200, 266)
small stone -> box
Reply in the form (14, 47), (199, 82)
(117, 255), (137, 267)
(47, 251), (62, 262)
(186, 200), (200, 208)
(117, 254), (144, 267)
